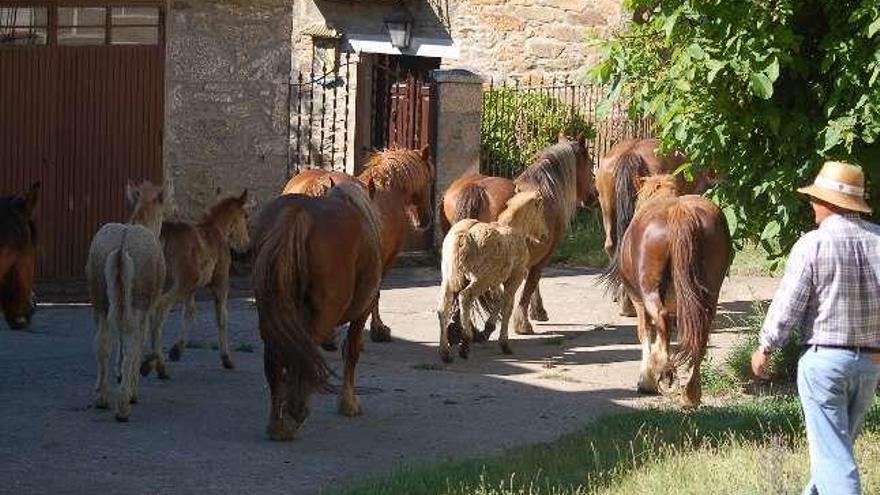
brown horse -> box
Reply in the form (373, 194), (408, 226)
(253, 182), (382, 440)
(279, 147), (433, 342)
(140, 190), (251, 379)
(596, 138), (717, 315)
(602, 175), (731, 407)
(440, 134), (593, 331)
(0, 183), (40, 330)
(281, 169), (358, 196)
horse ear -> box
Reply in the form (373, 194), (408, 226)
(327, 176), (336, 189)
(126, 181), (140, 206)
(239, 189), (249, 202)
(558, 132), (569, 143)
(23, 182), (40, 215)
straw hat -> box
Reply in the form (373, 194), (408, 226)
(797, 161), (872, 214)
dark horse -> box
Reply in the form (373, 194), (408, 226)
(440, 134), (594, 335)
(252, 182), (383, 441)
(596, 138), (716, 316)
(0, 183), (40, 330)
(602, 175), (731, 407)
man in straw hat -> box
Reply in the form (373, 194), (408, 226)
(752, 161), (880, 495)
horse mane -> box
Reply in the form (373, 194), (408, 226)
(327, 181), (382, 254)
(514, 141), (578, 228)
(636, 175), (679, 210)
(359, 148), (431, 196)
(0, 196), (36, 249)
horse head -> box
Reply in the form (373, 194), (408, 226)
(228, 189), (252, 253)
(126, 180), (166, 236)
(1, 182), (40, 330)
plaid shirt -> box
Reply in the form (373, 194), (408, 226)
(760, 214), (880, 351)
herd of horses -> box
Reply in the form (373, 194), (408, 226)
(0, 135), (730, 437)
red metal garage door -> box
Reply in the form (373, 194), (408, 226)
(0, 1), (164, 278)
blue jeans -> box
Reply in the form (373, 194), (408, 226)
(798, 346), (880, 495)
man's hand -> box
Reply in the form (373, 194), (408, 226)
(751, 348), (771, 379)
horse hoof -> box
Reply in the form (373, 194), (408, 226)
(221, 354), (236, 369)
(157, 366), (171, 381)
(530, 308), (549, 322)
(95, 396), (109, 409)
(481, 322), (496, 340)
(619, 309), (637, 317)
(500, 343), (513, 355)
(439, 351), (453, 363)
(129, 395), (138, 404)
(369, 325), (392, 343)
(267, 423), (295, 441)
(472, 331), (488, 343)
(339, 399), (362, 417)
(168, 343), (183, 362)
(458, 346), (469, 360)
(636, 384), (659, 395)
(139, 356), (156, 377)
(514, 326), (535, 335)
(115, 412), (130, 423)
(320, 341), (338, 352)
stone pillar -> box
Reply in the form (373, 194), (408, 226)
(430, 69), (483, 249)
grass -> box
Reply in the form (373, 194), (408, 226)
(553, 209), (608, 267)
(334, 396), (880, 495)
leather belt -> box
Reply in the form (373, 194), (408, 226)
(810, 344), (880, 354)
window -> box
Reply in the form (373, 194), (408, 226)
(0, 7), (48, 45)
(110, 6), (158, 45)
(57, 7), (106, 45)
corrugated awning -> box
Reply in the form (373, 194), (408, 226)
(346, 35), (459, 59)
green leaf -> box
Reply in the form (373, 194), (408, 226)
(761, 220), (781, 242)
(869, 17), (880, 38)
(765, 58), (780, 82)
(723, 206), (739, 236)
(687, 43), (705, 60)
(706, 60), (726, 83)
(749, 72), (774, 99)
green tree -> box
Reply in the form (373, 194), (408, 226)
(592, 0), (880, 257)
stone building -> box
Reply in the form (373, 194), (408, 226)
(0, 0), (622, 277)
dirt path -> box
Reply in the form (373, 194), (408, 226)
(0, 267), (778, 494)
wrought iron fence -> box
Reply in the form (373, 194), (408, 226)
(288, 52), (356, 174)
(481, 77), (653, 178)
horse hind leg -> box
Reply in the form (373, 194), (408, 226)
(437, 281), (456, 363)
(94, 313), (111, 409)
(458, 278), (490, 359)
(339, 314), (368, 417)
(211, 283), (234, 369)
(263, 342), (294, 441)
(634, 301), (659, 394)
(681, 354), (703, 408)
(368, 291), (392, 343)
(512, 264), (543, 335)
(168, 294), (196, 362)
(643, 292), (673, 395)
(528, 283), (549, 321)
(116, 310), (147, 422)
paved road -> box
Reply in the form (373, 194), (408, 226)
(0, 267), (778, 494)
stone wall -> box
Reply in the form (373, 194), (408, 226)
(165, 0), (292, 223)
(445, 0), (623, 81)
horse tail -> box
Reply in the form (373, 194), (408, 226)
(668, 202), (713, 367)
(452, 183), (488, 224)
(252, 208), (329, 394)
(599, 242), (623, 297)
(105, 231), (133, 332)
(613, 151), (647, 258)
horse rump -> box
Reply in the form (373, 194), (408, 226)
(452, 182), (489, 224)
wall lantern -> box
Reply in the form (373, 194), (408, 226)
(384, 13), (413, 50)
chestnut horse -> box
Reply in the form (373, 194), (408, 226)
(141, 190), (251, 379)
(596, 138), (715, 315)
(253, 182), (382, 440)
(280, 147), (433, 342)
(602, 175), (731, 407)
(0, 183), (40, 330)
(440, 134), (593, 333)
